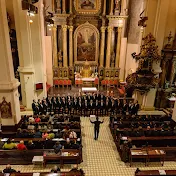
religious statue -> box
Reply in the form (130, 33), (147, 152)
(115, 0), (120, 10)
(56, 0), (61, 13)
(110, 52), (115, 67)
(0, 97), (12, 118)
(58, 50), (63, 66)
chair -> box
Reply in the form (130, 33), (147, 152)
(75, 80), (79, 87)
(114, 80), (118, 87)
(67, 80), (72, 89)
(54, 80), (59, 86)
(94, 78), (99, 86)
(101, 80), (106, 88)
(63, 80), (67, 87)
(58, 80), (63, 88)
(105, 80), (109, 88)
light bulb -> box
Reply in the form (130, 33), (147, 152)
(49, 28), (51, 31)
(29, 19), (33, 23)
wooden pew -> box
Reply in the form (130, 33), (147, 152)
(135, 170), (176, 175)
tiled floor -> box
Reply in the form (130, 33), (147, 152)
(1, 116), (176, 175)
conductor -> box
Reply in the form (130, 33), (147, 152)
(90, 116), (104, 140)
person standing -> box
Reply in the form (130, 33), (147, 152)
(90, 116), (104, 140)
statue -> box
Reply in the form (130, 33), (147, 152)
(115, 0), (120, 10)
(138, 10), (148, 28)
(110, 52), (115, 67)
(58, 50), (63, 66)
(56, 0), (61, 13)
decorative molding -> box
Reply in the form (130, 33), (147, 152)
(74, 0), (101, 15)
(18, 67), (35, 74)
(0, 79), (20, 92)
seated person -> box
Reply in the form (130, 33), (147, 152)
(3, 139), (16, 150)
(42, 131), (49, 139)
(47, 122), (53, 131)
(28, 123), (35, 131)
(35, 116), (41, 123)
(69, 130), (77, 139)
(64, 139), (71, 149)
(29, 116), (35, 123)
(48, 130), (55, 139)
(3, 164), (17, 173)
(35, 140), (43, 149)
(34, 129), (42, 138)
(27, 140), (35, 150)
(16, 128), (23, 138)
(69, 164), (84, 176)
(17, 140), (27, 150)
(51, 165), (60, 173)
(71, 140), (80, 149)
(55, 129), (63, 138)
(53, 142), (62, 154)
(44, 137), (53, 149)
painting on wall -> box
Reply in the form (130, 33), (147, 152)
(74, 22), (99, 64)
(74, 0), (101, 14)
(0, 97), (12, 118)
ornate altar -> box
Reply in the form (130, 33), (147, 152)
(51, 0), (127, 85)
(126, 33), (161, 110)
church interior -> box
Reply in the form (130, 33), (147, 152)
(1, 0), (176, 175)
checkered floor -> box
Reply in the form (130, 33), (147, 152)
(1, 116), (176, 175)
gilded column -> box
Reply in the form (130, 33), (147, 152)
(109, 0), (114, 15)
(69, 0), (73, 14)
(68, 26), (73, 67)
(106, 26), (113, 68)
(52, 26), (58, 67)
(103, 0), (106, 16)
(115, 27), (122, 68)
(99, 26), (106, 67)
(62, 25), (68, 67)
(62, 0), (66, 14)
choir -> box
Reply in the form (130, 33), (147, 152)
(32, 93), (139, 116)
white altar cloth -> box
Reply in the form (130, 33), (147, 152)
(82, 87), (97, 92)
(75, 77), (95, 81)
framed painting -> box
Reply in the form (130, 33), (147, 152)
(74, 22), (100, 64)
(74, 0), (101, 14)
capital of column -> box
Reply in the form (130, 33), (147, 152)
(68, 26), (73, 32)
(62, 25), (68, 31)
(100, 26), (106, 33)
(107, 26), (113, 32)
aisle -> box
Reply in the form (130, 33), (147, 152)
(80, 116), (131, 176)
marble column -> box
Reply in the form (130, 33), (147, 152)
(68, 26), (73, 67)
(0, 0), (21, 126)
(106, 26), (113, 68)
(99, 26), (106, 67)
(62, 0), (66, 14)
(62, 25), (68, 67)
(13, 0), (47, 109)
(115, 27), (122, 68)
(109, 0), (114, 15)
(172, 99), (176, 122)
(52, 26), (58, 67)
(102, 0), (106, 16)
(13, 0), (36, 109)
(69, 0), (73, 14)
